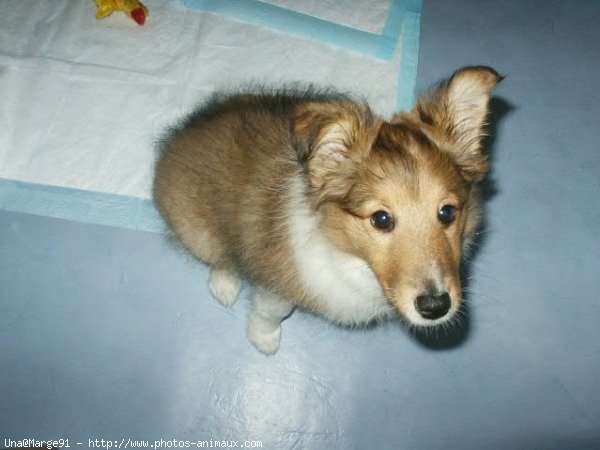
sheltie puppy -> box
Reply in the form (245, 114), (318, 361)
(154, 66), (501, 354)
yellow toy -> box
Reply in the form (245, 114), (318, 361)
(94, 0), (149, 26)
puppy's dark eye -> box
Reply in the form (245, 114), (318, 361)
(438, 205), (457, 224)
(371, 210), (394, 231)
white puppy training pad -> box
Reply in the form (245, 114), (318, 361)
(0, 0), (421, 231)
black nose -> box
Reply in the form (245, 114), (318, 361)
(415, 292), (451, 320)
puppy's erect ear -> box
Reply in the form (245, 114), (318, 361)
(292, 101), (380, 203)
(411, 66), (502, 181)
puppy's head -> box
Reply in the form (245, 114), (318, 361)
(293, 66), (501, 327)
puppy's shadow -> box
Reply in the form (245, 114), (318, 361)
(409, 96), (515, 350)
(480, 96), (515, 203)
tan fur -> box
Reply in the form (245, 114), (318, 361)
(154, 100), (300, 295)
(154, 67), (502, 352)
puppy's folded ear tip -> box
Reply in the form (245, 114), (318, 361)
(454, 65), (499, 75)
(453, 65), (505, 85)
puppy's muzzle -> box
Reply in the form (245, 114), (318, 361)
(415, 292), (451, 320)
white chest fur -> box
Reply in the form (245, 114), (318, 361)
(287, 176), (394, 325)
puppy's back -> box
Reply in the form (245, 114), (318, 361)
(153, 87), (351, 273)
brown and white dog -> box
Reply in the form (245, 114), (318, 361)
(154, 66), (501, 354)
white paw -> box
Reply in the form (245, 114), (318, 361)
(209, 268), (241, 307)
(247, 324), (282, 355)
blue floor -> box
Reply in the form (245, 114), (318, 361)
(2, 1), (600, 449)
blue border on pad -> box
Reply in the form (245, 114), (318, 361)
(395, 0), (422, 111)
(183, 0), (422, 109)
(0, 0), (421, 232)
(184, 0), (408, 61)
(0, 178), (165, 233)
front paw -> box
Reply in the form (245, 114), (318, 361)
(209, 268), (242, 307)
(247, 324), (281, 355)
